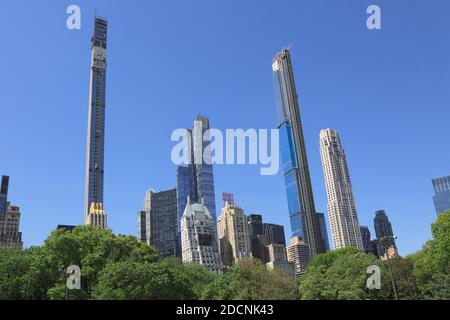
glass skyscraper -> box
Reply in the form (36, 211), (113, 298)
(0, 176), (9, 217)
(138, 189), (178, 257)
(316, 212), (330, 252)
(176, 115), (217, 255)
(374, 210), (396, 257)
(84, 17), (108, 225)
(272, 48), (324, 257)
(360, 226), (372, 254)
(432, 175), (450, 215)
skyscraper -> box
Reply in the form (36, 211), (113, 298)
(84, 17), (108, 227)
(0, 176), (8, 217)
(374, 210), (397, 257)
(265, 243), (295, 278)
(180, 201), (221, 273)
(432, 175), (450, 215)
(217, 202), (251, 267)
(287, 236), (311, 277)
(360, 226), (373, 254)
(272, 47), (323, 258)
(263, 223), (286, 246)
(316, 212), (330, 252)
(138, 189), (178, 257)
(0, 176), (23, 249)
(247, 214), (267, 262)
(176, 116), (217, 253)
(319, 129), (363, 250)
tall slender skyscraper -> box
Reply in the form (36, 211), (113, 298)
(319, 129), (363, 250)
(176, 115), (217, 254)
(84, 17), (108, 227)
(432, 175), (450, 215)
(272, 48), (323, 257)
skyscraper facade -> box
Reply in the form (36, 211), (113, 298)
(85, 202), (107, 228)
(316, 212), (330, 251)
(176, 116), (217, 254)
(138, 189), (178, 257)
(374, 210), (397, 257)
(247, 214), (267, 262)
(180, 201), (222, 273)
(319, 129), (363, 250)
(272, 48), (323, 258)
(287, 236), (311, 277)
(360, 226), (373, 254)
(84, 17), (108, 227)
(0, 176), (23, 249)
(217, 202), (251, 267)
(0, 176), (8, 217)
(265, 243), (295, 278)
(432, 175), (450, 215)
(263, 223), (286, 246)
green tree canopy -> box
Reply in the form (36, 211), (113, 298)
(202, 257), (298, 300)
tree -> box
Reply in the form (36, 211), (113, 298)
(0, 249), (32, 299)
(24, 226), (159, 299)
(298, 248), (391, 300)
(202, 258), (298, 300)
(94, 261), (196, 300)
(411, 210), (450, 299)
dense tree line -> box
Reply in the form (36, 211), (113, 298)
(0, 211), (448, 300)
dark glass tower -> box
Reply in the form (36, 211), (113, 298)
(272, 48), (323, 257)
(432, 175), (450, 215)
(84, 17), (108, 221)
(176, 115), (217, 255)
(0, 176), (9, 217)
(373, 210), (396, 256)
(359, 226), (372, 253)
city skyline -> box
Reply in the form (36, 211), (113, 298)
(1, 1), (449, 256)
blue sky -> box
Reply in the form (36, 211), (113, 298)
(0, 0), (449, 255)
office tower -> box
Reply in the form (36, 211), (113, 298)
(247, 214), (267, 261)
(432, 175), (450, 215)
(180, 201), (221, 273)
(373, 210), (397, 257)
(138, 189), (178, 257)
(360, 226), (373, 254)
(217, 202), (251, 267)
(176, 116), (217, 253)
(263, 223), (286, 246)
(320, 129), (364, 251)
(0, 177), (23, 249)
(0, 176), (9, 217)
(265, 243), (295, 278)
(272, 47), (323, 258)
(85, 202), (107, 228)
(84, 17), (108, 227)
(316, 212), (330, 251)
(287, 236), (311, 277)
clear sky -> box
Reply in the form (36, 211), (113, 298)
(0, 0), (449, 255)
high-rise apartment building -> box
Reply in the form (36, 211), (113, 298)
(0, 176), (23, 249)
(432, 175), (450, 215)
(360, 226), (373, 254)
(374, 210), (397, 257)
(217, 202), (251, 267)
(180, 201), (221, 273)
(272, 47), (324, 258)
(287, 236), (311, 277)
(319, 129), (363, 250)
(176, 116), (217, 254)
(138, 189), (178, 257)
(84, 17), (108, 227)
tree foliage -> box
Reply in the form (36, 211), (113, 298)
(202, 258), (299, 300)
